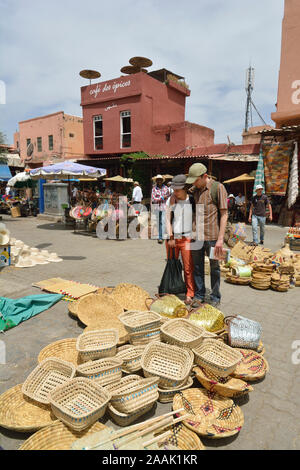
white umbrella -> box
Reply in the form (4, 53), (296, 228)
(7, 172), (31, 187)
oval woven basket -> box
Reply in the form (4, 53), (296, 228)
(22, 358), (76, 405)
(193, 339), (242, 377)
(159, 422), (205, 451)
(173, 388), (244, 439)
(76, 357), (123, 386)
(230, 349), (269, 381)
(76, 328), (119, 362)
(0, 384), (57, 433)
(158, 377), (194, 403)
(110, 377), (159, 414)
(38, 338), (82, 367)
(107, 402), (156, 427)
(19, 420), (106, 450)
(118, 310), (162, 333)
(194, 366), (253, 398)
(116, 345), (145, 373)
(76, 293), (124, 326)
(160, 318), (205, 349)
(110, 283), (150, 311)
(129, 327), (162, 346)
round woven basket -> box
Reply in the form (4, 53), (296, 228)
(225, 275), (251, 286)
(230, 349), (269, 381)
(19, 420), (106, 450)
(110, 283), (151, 311)
(68, 289), (114, 318)
(194, 366), (253, 398)
(0, 384), (57, 433)
(38, 338), (83, 367)
(160, 422), (205, 450)
(172, 388), (244, 439)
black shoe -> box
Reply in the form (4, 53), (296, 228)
(260, 240), (264, 245)
(157, 240), (163, 244)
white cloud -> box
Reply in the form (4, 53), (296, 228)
(0, 0), (284, 145)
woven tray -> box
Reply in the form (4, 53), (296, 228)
(141, 341), (193, 388)
(19, 420), (106, 450)
(118, 310), (162, 333)
(173, 388), (244, 439)
(225, 274), (251, 285)
(76, 293), (124, 326)
(50, 377), (111, 431)
(38, 338), (82, 367)
(116, 345), (145, 373)
(110, 283), (150, 311)
(33, 278), (99, 299)
(108, 402), (156, 427)
(159, 422), (205, 450)
(160, 319), (205, 349)
(110, 377), (159, 414)
(193, 339), (242, 377)
(230, 349), (269, 381)
(76, 328), (119, 362)
(0, 384), (57, 432)
(22, 358), (76, 404)
(129, 327), (161, 346)
(76, 357), (123, 386)
(194, 366), (253, 398)
(158, 377), (194, 403)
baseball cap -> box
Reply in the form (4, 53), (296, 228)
(255, 184), (263, 190)
(170, 174), (186, 189)
(186, 163), (207, 184)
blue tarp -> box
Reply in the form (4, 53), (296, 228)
(0, 165), (12, 181)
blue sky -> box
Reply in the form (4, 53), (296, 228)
(0, 0), (284, 145)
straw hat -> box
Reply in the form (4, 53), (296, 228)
(47, 253), (63, 263)
(41, 250), (51, 257)
(15, 240), (24, 248)
(0, 231), (9, 246)
(9, 237), (17, 246)
(15, 257), (37, 268)
(153, 174), (165, 182)
(29, 254), (49, 265)
(30, 247), (40, 254)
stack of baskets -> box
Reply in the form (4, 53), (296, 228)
(271, 272), (290, 292)
(251, 262), (274, 290)
(118, 310), (162, 346)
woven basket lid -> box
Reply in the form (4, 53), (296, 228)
(172, 388), (244, 439)
(110, 283), (150, 311)
(19, 420), (106, 450)
(194, 366), (253, 398)
(230, 349), (269, 381)
(68, 289), (110, 318)
(37, 338), (83, 367)
(0, 384), (57, 432)
(160, 422), (205, 451)
(76, 292), (123, 324)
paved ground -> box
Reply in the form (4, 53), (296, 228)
(0, 215), (299, 450)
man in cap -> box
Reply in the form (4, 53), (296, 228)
(151, 175), (170, 244)
(186, 163), (228, 307)
(165, 174), (196, 304)
(249, 185), (272, 245)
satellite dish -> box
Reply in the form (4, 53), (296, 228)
(27, 142), (34, 156)
(120, 65), (147, 75)
(79, 69), (101, 85)
(129, 56), (153, 68)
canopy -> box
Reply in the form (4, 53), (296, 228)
(7, 171), (32, 187)
(0, 164), (12, 181)
(223, 173), (255, 184)
(104, 175), (133, 183)
(30, 161), (106, 180)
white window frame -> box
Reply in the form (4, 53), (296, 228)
(120, 110), (131, 148)
(93, 115), (103, 150)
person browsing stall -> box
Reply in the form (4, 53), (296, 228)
(249, 184), (272, 245)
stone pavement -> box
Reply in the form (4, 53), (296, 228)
(0, 215), (299, 450)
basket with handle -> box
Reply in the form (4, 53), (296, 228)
(141, 341), (193, 388)
(225, 315), (262, 350)
(160, 318), (205, 349)
(145, 294), (189, 319)
(193, 339), (242, 377)
(118, 310), (162, 333)
(76, 357), (123, 386)
(109, 377), (159, 414)
(129, 327), (161, 346)
(76, 328), (119, 362)
(116, 345), (145, 373)
(22, 358), (76, 405)
(50, 377), (111, 432)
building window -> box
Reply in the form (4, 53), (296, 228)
(48, 135), (53, 150)
(93, 115), (103, 150)
(69, 133), (74, 138)
(26, 138), (31, 148)
(37, 137), (42, 152)
(165, 133), (170, 142)
(120, 111), (131, 148)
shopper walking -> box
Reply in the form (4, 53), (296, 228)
(186, 163), (228, 307)
(249, 184), (272, 245)
(151, 175), (170, 244)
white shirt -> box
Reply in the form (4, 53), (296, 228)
(132, 185), (143, 202)
(166, 195), (193, 237)
(235, 195), (245, 205)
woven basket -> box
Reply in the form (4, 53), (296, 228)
(110, 377), (159, 414)
(116, 345), (145, 373)
(225, 315), (262, 350)
(104, 374), (141, 392)
(194, 366), (253, 398)
(76, 328), (119, 362)
(83, 323), (129, 344)
(19, 420), (106, 450)
(225, 274), (251, 285)
(158, 377), (194, 403)
(141, 342), (193, 388)
(38, 338), (82, 367)
(159, 422), (205, 450)
(68, 292), (102, 318)
(110, 283), (150, 311)
(129, 327), (161, 346)
(193, 339), (242, 377)
(118, 310), (162, 333)
(76, 293), (124, 326)
(50, 377), (111, 431)
(76, 357), (123, 386)
(107, 402), (156, 427)
(0, 384), (57, 432)
(160, 319), (205, 349)
(187, 305), (225, 333)
(231, 349), (269, 381)
(22, 358), (76, 404)
(172, 388), (244, 439)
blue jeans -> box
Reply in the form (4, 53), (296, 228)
(158, 210), (166, 240)
(252, 215), (266, 244)
(191, 240), (221, 303)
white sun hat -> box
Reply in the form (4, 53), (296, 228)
(15, 240), (24, 248)
(0, 232), (10, 246)
(30, 254), (49, 265)
(30, 247), (40, 254)
(41, 250), (51, 257)
(47, 253), (63, 263)
(15, 257), (37, 268)
(9, 237), (17, 246)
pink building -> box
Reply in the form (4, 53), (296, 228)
(80, 70), (214, 158)
(14, 111), (85, 167)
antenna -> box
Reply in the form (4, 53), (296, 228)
(244, 66), (267, 132)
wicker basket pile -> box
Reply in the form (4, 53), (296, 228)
(250, 263), (274, 290)
(271, 272), (290, 292)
